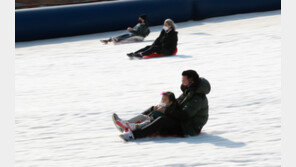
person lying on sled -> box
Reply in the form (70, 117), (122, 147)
(114, 91), (179, 132)
(100, 14), (150, 44)
(127, 18), (178, 58)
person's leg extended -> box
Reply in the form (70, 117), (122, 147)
(140, 45), (161, 56)
(132, 116), (183, 139)
(114, 34), (132, 42)
(134, 45), (152, 54)
(128, 114), (150, 123)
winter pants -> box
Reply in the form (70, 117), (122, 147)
(115, 33), (135, 42)
(135, 45), (173, 56)
(132, 115), (184, 139)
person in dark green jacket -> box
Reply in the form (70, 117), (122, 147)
(166, 70), (211, 136)
(100, 14), (150, 44)
(118, 70), (211, 141)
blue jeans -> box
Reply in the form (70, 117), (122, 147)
(115, 33), (135, 42)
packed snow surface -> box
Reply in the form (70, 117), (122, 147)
(15, 10), (281, 167)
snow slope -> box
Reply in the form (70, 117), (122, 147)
(15, 10), (281, 167)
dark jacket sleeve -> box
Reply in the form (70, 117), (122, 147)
(177, 92), (185, 102)
(166, 96), (203, 121)
(152, 30), (165, 46)
(141, 106), (154, 115)
(129, 23), (149, 37)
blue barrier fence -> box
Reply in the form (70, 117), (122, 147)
(192, 0), (281, 20)
(15, 0), (281, 42)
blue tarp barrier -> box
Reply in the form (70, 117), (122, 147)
(15, 0), (281, 42)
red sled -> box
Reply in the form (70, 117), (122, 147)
(142, 48), (178, 59)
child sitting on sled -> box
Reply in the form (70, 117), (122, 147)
(113, 91), (178, 132)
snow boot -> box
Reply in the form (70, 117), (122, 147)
(115, 119), (137, 132)
(127, 52), (135, 57)
(119, 131), (135, 141)
(100, 38), (112, 44)
(112, 113), (124, 132)
(134, 53), (143, 59)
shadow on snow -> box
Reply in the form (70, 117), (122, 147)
(134, 132), (246, 148)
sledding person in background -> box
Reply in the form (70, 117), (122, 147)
(115, 70), (211, 141)
(127, 18), (178, 58)
(114, 92), (179, 132)
(100, 14), (150, 44)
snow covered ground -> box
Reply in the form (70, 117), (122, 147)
(15, 10), (281, 167)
